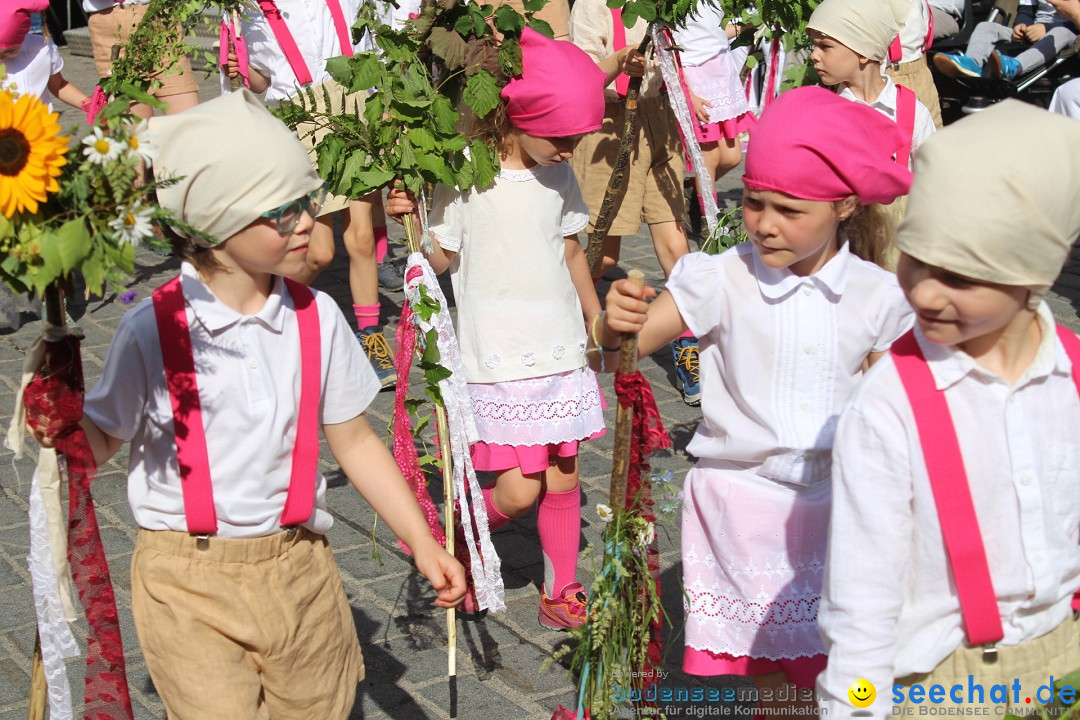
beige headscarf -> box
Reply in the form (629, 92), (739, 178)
(897, 100), (1080, 300)
(807, 0), (910, 62)
(149, 89), (322, 247)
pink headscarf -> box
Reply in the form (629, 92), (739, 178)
(742, 86), (912, 206)
(0, 0), (50, 50)
(501, 27), (605, 138)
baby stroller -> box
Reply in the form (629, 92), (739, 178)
(929, 0), (1080, 122)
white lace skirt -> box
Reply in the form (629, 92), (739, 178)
(468, 367), (606, 446)
(682, 51), (750, 124)
(682, 463), (830, 660)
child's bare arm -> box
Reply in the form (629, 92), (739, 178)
(323, 414), (466, 608)
(565, 236), (600, 325)
(598, 279), (688, 365)
(384, 186), (458, 274)
(598, 47), (645, 87)
(46, 72), (88, 110)
(224, 50), (270, 93)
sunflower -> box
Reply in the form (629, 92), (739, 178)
(0, 90), (69, 218)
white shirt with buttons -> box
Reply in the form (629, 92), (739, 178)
(85, 262), (380, 538)
(817, 305), (1080, 719)
(665, 243), (914, 487)
(839, 76), (936, 169)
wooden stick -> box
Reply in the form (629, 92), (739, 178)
(28, 634), (46, 720)
(584, 32), (654, 276)
(229, 11), (243, 92)
(608, 269), (645, 512)
(403, 210), (457, 719)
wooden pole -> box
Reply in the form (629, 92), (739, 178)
(584, 32), (654, 276)
(28, 634), (46, 720)
(229, 11), (243, 92)
(608, 269), (645, 512)
(403, 210), (457, 719)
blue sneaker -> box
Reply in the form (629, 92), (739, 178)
(357, 327), (397, 389)
(671, 337), (701, 407)
(932, 53), (982, 79)
(988, 49), (1022, 80)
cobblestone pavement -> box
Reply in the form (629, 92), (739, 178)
(1, 45), (1078, 720)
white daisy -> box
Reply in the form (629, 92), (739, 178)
(123, 119), (156, 164)
(596, 503), (613, 523)
(109, 203), (155, 245)
(81, 127), (124, 165)
(638, 522), (655, 548)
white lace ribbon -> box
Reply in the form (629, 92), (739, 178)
(653, 25), (720, 238)
(29, 466), (79, 720)
(403, 253), (506, 613)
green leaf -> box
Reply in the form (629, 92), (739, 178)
(316, 134), (347, 182)
(428, 27), (468, 70)
(54, 219), (91, 273)
(463, 70), (501, 119)
(417, 153), (456, 186)
(407, 127), (437, 151)
(469, 140), (497, 190)
(498, 40), (523, 77)
(421, 327), (441, 363)
(424, 365), (453, 385)
(346, 55), (386, 93)
(353, 169), (397, 194)
(324, 55), (354, 87)
(81, 247), (106, 296)
(527, 18), (555, 38)
(431, 96), (459, 134)
(522, 0), (547, 11)
(493, 5), (526, 34)
(399, 137), (419, 170)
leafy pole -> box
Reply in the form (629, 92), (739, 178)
(272, 1), (550, 715)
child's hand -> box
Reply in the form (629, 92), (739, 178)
(385, 185), (416, 226)
(1048, 0), (1080, 23)
(1023, 23), (1047, 41)
(413, 541), (467, 609)
(1012, 23), (1029, 41)
(690, 93), (713, 124)
(604, 278), (658, 335)
(619, 47), (647, 78)
(225, 50), (240, 78)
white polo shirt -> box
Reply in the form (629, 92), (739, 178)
(839, 75), (935, 168)
(85, 263), (379, 538)
(665, 243), (914, 486)
(1, 35), (61, 107)
(818, 306), (1080, 719)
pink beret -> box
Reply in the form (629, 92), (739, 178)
(0, 0), (50, 50)
(742, 86), (913, 206)
(501, 27), (606, 138)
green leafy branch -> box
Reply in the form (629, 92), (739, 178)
(719, 0), (821, 89)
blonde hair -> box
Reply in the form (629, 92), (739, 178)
(839, 203), (897, 270)
(459, 99), (516, 161)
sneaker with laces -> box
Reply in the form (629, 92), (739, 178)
(356, 327), (397, 388)
(377, 260), (405, 292)
(538, 582), (588, 631)
(988, 49), (1021, 80)
(932, 53), (983, 79)
(671, 337), (701, 407)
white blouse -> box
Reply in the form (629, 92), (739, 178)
(818, 306), (1080, 719)
(665, 243), (914, 486)
(427, 162), (591, 384)
(85, 263), (379, 538)
(839, 76), (936, 169)
(2, 35), (62, 107)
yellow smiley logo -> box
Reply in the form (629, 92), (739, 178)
(848, 679), (876, 708)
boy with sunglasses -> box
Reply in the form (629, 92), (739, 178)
(30, 91), (466, 719)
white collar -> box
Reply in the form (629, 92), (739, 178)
(178, 262), (288, 334)
(838, 75), (898, 116)
(748, 240), (853, 300)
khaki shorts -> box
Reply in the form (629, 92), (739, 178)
(887, 56), (943, 129)
(87, 4), (198, 98)
(895, 614), (1080, 715)
(570, 95), (685, 237)
(131, 527), (364, 720)
(292, 77), (366, 215)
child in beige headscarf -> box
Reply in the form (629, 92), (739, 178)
(30, 90), (465, 720)
(819, 100), (1080, 719)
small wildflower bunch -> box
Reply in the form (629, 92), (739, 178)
(0, 80), (171, 299)
(650, 469), (684, 517)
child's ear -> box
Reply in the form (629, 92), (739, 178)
(837, 195), (859, 220)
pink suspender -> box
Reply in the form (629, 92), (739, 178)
(895, 84), (917, 168)
(152, 276), (322, 534)
(258, 0), (356, 88)
(610, 8), (630, 98)
(892, 326), (1080, 648)
(888, 1), (935, 63)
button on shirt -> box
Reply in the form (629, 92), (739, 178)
(84, 263), (380, 537)
(664, 243), (914, 487)
(242, 0), (367, 103)
(839, 76), (935, 169)
(818, 306), (1080, 720)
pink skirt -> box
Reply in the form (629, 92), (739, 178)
(682, 464), (830, 665)
(469, 368), (606, 475)
(684, 649), (827, 688)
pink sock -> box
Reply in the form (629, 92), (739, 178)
(678, 329), (695, 341)
(537, 484), (581, 598)
(353, 303), (381, 331)
(374, 225), (389, 263)
(482, 486), (512, 531)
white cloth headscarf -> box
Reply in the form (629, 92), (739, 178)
(149, 89), (322, 247)
(807, 0), (910, 61)
(897, 100), (1080, 297)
